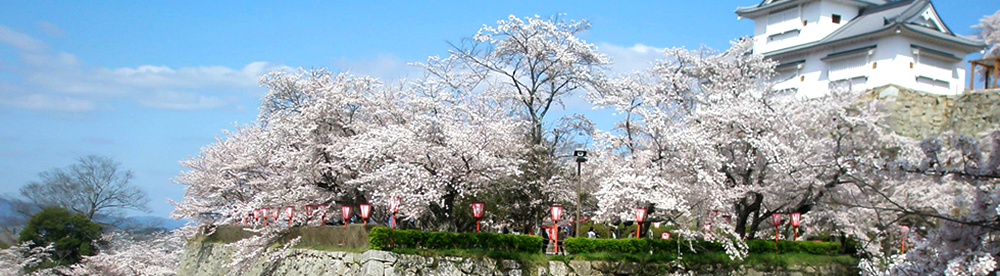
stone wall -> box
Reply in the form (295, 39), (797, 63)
(178, 241), (857, 276)
(865, 85), (1000, 138)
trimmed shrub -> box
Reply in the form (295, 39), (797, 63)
(745, 239), (839, 255)
(368, 227), (543, 253)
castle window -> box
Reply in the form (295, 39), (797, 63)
(910, 45), (960, 79)
(832, 14), (841, 24)
(823, 45), (876, 81)
(768, 6), (800, 34)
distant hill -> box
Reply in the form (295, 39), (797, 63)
(127, 215), (189, 230)
(0, 197), (187, 230)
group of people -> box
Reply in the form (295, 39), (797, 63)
(540, 226), (601, 254)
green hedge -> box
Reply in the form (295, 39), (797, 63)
(369, 227), (543, 253)
(746, 240), (840, 255)
(565, 238), (839, 256)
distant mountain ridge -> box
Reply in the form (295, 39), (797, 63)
(0, 197), (187, 230)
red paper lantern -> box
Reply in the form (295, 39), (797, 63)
(635, 208), (647, 223)
(722, 215), (732, 223)
(389, 197), (401, 213)
(359, 204), (371, 219)
(285, 206), (294, 218)
(359, 203), (371, 225)
(662, 232), (670, 240)
(550, 205), (563, 222)
(790, 212), (801, 227)
(471, 202), (485, 219)
(771, 213), (782, 226)
(341, 205), (352, 220)
(261, 208), (269, 219)
(253, 209), (260, 219)
(270, 208), (279, 219)
(317, 205), (328, 226)
(653, 222), (661, 228)
(305, 205), (316, 217)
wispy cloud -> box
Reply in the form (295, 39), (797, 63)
(333, 54), (422, 82)
(0, 26), (46, 52)
(36, 21), (65, 38)
(0, 24), (286, 112)
(597, 42), (665, 74)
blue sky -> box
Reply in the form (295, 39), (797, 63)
(0, 1), (996, 218)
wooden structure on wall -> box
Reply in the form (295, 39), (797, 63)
(970, 57), (1000, 90)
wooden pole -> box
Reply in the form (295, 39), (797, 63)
(970, 61), (976, 90)
(553, 222), (559, 254)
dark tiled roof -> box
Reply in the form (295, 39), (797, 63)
(736, 0), (885, 16)
(758, 0), (985, 57)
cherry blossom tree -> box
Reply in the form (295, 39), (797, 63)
(64, 226), (193, 276)
(0, 241), (56, 276)
(975, 10), (1000, 59)
(413, 15), (610, 232)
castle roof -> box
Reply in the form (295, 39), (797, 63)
(740, 0), (986, 58)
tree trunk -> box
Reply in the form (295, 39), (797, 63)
(734, 192), (763, 238)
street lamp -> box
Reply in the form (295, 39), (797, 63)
(471, 202), (485, 233)
(285, 206), (294, 225)
(551, 205), (563, 254)
(635, 207), (647, 238)
(574, 148), (587, 237)
(771, 213), (782, 243)
(359, 203), (371, 225)
(388, 197), (401, 229)
(900, 225), (911, 252)
(790, 212), (801, 240)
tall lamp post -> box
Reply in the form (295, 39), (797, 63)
(253, 209), (261, 226)
(261, 208), (269, 226)
(573, 148), (587, 237)
(359, 204), (371, 225)
(471, 202), (485, 233)
(635, 207), (647, 238)
(340, 205), (352, 246)
(790, 212), (801, 241)
(389, 197), (401, 229)
(551, 205), (563, 254)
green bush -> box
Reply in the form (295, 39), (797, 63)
(18, 207), (103, 266)
(368, 227), (543, 253)
(746, 239), (839, 255)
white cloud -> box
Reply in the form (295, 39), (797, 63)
(0, 93), (97, 112)
(36, 21), (66, 38)
(0, 26), (46, 52)
(136, 91), (234, 110)
(333, 54), (422, 82)
(597, 42), (665, 74)
(0, 24), (286, 112)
